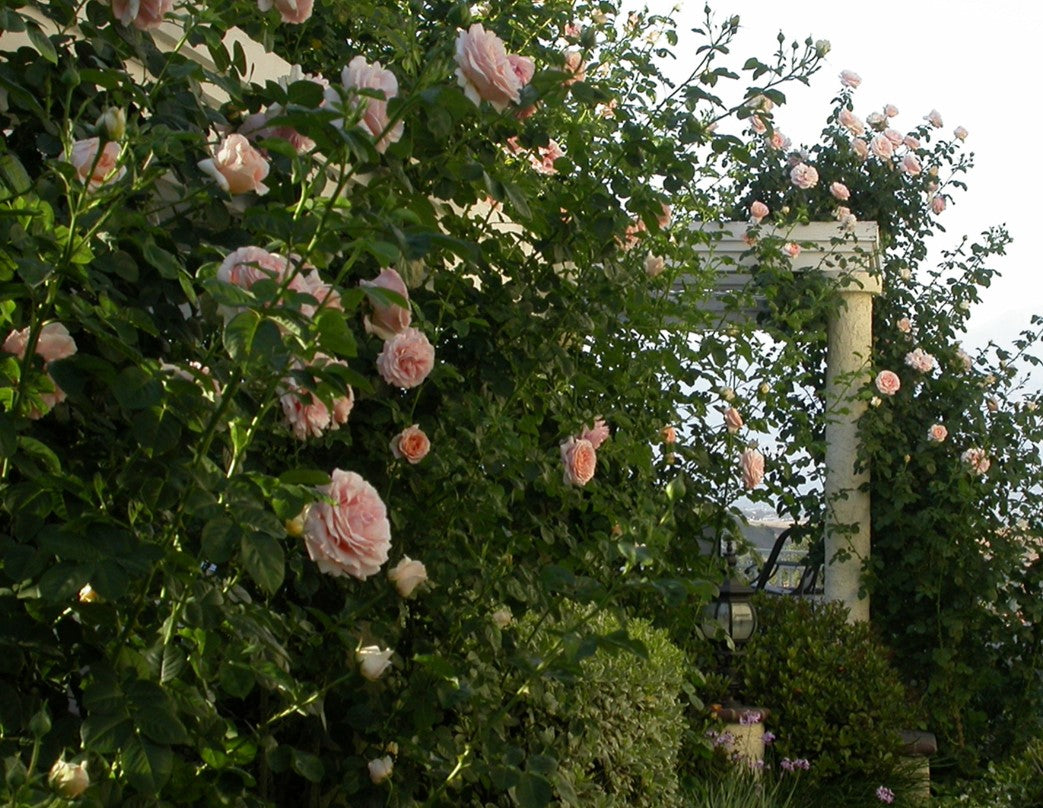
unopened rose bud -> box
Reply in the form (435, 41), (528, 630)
(491, 608), (513, 628)
(49, 759), (90, 799)
(870, 396), (882, 408)
(78, 584), (100, 603)
(720, 387), (735, 402)
(815, 39), (831, 56)
(759, 383), (770, 395)
(96, 107), (126, 141)
(386, 741), (399, 756)
(387, 556), (428, 598)
(285, 510), (307, 537)
(368, 756), (393, 784)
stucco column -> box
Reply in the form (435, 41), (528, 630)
(822, 269), (881, 623)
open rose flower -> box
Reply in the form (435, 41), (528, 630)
(740, 447), (764, 489)
(217, 247), (338, 319)
(48, 759), (90, 799)
(65, 138), (125, 191)
(562, 49), (586, 85)
(875, 370), (901, 396)
(927, 424), (948, 443)
(329, 56), (404, 153)
(661, 425), (677, 444)
(304, 469), (391, 579)
(931, 195), (946, 214)
(368, 755), (394, 784)
(901, 153), (922, 176)
(3, 323), (78, 416)
(241, 66), (326, 154)
(280, 358), (354, 441)
(376, 327), (435, 388)
(870, 134), (893, 160)
(387, 556), (427, 597)
(925, 109), (944, 128)
(851, 138), (869, 160)
(454, 24), (533, 111)
(897, 317), (912, 334)
(954, 126), (968, 141)
(905, 348), (937, 373)
(750, 200), (769, 223)
(361, 268), (411, 339)
(839, 69), (861, 88)
(198, 133), (270, 195)
(256, 0), (313, 24)
(838, 109), (865, 136)
(645, 254), (665, 277)
(784, 242), (801, 258)
(390, 424), (430, 463)
(111, 0), (174, 30)
(357, 645), (394, 680)
(829, 182), (850, 201)
(961, 447), (990, 476)
(790, 163), (819, 189)
(561, 436), (596, 486)
(580, 418), (610, 449)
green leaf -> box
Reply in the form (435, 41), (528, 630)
(142, 237), (183, 280)
(202, 517), (240, 563)
(111, 366), (162, 411)
(127, 681), (189, 746)
(515, 772), (554, 808)
(120, 733), (173, 795)
(26, 23), (57, 65)
(240, 532), (284, 595)
(223, 310), (260, 362)
(290, 749), (325, 783)
(315, 309), (357, 357)
(278, 469), (330, 486)
(218, 661), (255, 699)
(37, 561), (91, 603)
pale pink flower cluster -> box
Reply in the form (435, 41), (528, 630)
(740, 447), (764, 489)
(326, 56), (404, 153)
(961, 447), (991, 476)
(198, 134), (270, 195)
(65, 138), (125, 191)
(2, 322), (78, 417)
(561, 418), (609, 486)
(111, 0), (173, 30)
(790, 163), (819, 190)
(305, 469), (391, 579)
(834, 206), (857, 231)
(454, 24), (534, 112)
(905, 348), (937, 373)
(217, 246), (340, 318)
(390, 424), (430, 464)
(875, 370), (901, 396)
(256, 0), (312, 23)
(280, 356), (354, 441)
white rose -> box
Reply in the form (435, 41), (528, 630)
(357, 646), (394, 681)
(387, 556), (428, 598)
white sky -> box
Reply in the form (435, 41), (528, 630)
(636, 0), (1043, 367)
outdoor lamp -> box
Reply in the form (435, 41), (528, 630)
(700, 540), (758, 645)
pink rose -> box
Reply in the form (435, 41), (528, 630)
(790, 163), (819, 189)
(657, 203), (672, 229)
(361, 267), (411, 339)
(927, 424), (948, 443)
(834, 206), (857, 230)
(925, 109), (943, 128)
(562, 49), (586, 86)
(531, 139), (564, 175)
(580, 417), (610, 449)
(508, 54), (535, 87)
(751, 115), (767, 135)
(905, 348), (936, 373)
(336, 56), (404, 153)
(390, 424), (430, 463)
(866, 112), (886, 131)
(884, 128), (903, 147)
(661, 425), (677, 444)
(561, 436), (597, 486)
(883, 103), (899, 118)
(256, 0), (313, 24)
(387, 556), (427, 597)
(65, 138), (125, 191)
(645, 254), (665, 277)
(784, 242), (801, 258)
(750, 200), (769, 223)
(901, 153), (922, 176)
(198, 133), (270, 195)
(454, 24), (530, 111)
(903, 135), (920, 150)
(897, 317), (912, 334)
(724, 407), (743, 433)
(3, 322), (77, 364)
(838, 109), (865, 136)
(769, 130), (791, 151)
(218, 245), (290, 289)
(111, 0), (173, 30)
(960, 447), (990, 476)
(304, 469), (391, 579)
(368, 755), (394, 783)
(931, 195), (946, 214)
(870, 134), (893, 160)
(839, 70), (861, 88)
(829, 182), (850, 201)
(376, 327), (435, 388)
(875, 370), (901, 396)
(851, 138), (869, 160)
(357, 645), (394, 680)
(953, 126), (968, 141)
(280, 356), (354, 440)
(740, 447), (764, 489)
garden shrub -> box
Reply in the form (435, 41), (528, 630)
(515, 605), (688, 808)
(739, 596), (910, 783)
(934, 738), (1043, 808)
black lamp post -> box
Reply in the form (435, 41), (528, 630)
(701, 538), (758, 647)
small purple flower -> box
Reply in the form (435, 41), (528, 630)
(762, 731), (776, 746)
(780, 758), (795, 772)
(795, 758), (810, 770)
(740, 710), (763, 726)
(716, 731), (735, 748)
(876, 786), (895, 804)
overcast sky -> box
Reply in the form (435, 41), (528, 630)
(637, 0), (1042, 371)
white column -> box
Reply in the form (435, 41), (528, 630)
(822, 269), (881, 623)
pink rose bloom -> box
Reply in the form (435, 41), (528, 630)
(740, 447), (764, 489)
(866, 112), (886, 130)
(337, 56), (404, 153)
(769, 130), (791, 151)
(661, 425), (677, 444)
(561, 436), (597, 486)
(931, 195), (946, 214)
(897, 317), (912, 334)
(508, 53), (535, 87)
(376, 327), (435, 388)
(66, 138), (125, 191)
(256, 0), (313, 24)
(839, 70), (861, 88)
(657, 203), (672, 229)
(883, 103), (899, 118)
(454, 24), (529, 111)
(883, 128), (903, 147)
(901, 153), (922, 176)
(724, 407), (743, 433)
(870, 134), (894, 160)
(829, 182), (850, 201)
(953, 126), (968, 141)
(851, 138), (869, 160)
(111, 0), (174, 30)
(3, 322), (77, 364)
(784, 242), (801, 258)
(361, 267), (411, 339)
(198, 133), (270, 195)
(562, 49), (586, 86)
(790, 163), (819, 189)
(387, 556), (427, 597)
(903, 135), (921, 150)
(304, 469), (391, 579)
(838, 109), (865, 136)
(925, 109), (944, 128)
(531, 139), (564, 175)
(218, 245), (291, 289)
(834, 206), (857, 230)
(905, 348), (936, 373)
(875, 370), (901, 396)
(281, 389), (332, 440)
(390, 424), (430, 464)
(580, 418), (610, 449)
(751, 115), (767, 135)
(645, 254), (665, 277)
(750, 200), (769, 224)
(927, 424), (948, 443)
(961, 447), (990, 476)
